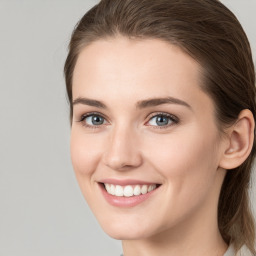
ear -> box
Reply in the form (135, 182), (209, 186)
(219, 109), (255, 170)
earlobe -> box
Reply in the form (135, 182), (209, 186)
(219, 109), (255, 170)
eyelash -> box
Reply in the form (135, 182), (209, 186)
(146, 112), (179, 129)
(77, 112), (109, 129)
(77, 112), (179, 129)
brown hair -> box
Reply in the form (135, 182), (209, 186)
(64, 0), (256, 254)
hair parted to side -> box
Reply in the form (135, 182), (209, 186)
(64, 0), (256, 254)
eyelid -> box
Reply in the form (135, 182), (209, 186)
(75, 111), (179, 129)
(79, 111), (108, 120)
(145, 112), (179, 128)
(76, 112), (110, 128)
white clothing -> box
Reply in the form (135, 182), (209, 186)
(120, 243), (252, 256)
(224, 244), (236, 256)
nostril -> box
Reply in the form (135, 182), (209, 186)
(102, 135), (143, 171)
(103, 156), (142, 171)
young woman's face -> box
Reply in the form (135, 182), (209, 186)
(71, 37), (227, 240)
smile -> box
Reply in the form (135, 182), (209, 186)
(99, 181), (161, 207)
(104, 183), (157, 197)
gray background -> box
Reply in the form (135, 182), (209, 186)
(0, 1), (255, 255)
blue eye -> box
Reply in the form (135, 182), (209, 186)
(147, 114), (178, 127)
(80, 114), (107, 126)
(78, 112), (177, 129)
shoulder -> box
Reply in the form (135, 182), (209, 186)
(226, 244), (253, 256)
(236, 245), (253, 256)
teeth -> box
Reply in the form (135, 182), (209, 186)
(141, 185), (148, 194)
(134, 185), (141, 196)
(115, 185), (124, 197)
(105, 183), (111, 193)
(110, 184), (115, 195)
(123, 185), (133, 197)
(148, 185), (154, 192)
(104, 183), (157, 197)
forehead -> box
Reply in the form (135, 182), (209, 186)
(73, 36), (200, 88)
(72, 36), (213, 113)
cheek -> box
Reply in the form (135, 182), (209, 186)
(143, 127), (220, 212)
(70, 129), (108, 211)
(70, 129), (104, 178)
(144, 127), (218, 175)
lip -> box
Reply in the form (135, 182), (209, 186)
(99, 178), (157, 186)
(98, 180), (161, 208)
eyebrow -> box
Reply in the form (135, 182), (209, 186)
(72, 97), (107, 109)
(72, 96), (191, 110)
(136, 97), (191, 109)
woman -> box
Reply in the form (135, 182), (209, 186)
(64, 0), (256, 255)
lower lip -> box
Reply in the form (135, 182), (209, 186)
(99, 183), (159, 208)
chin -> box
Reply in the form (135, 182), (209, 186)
(104, 228), (151, 241)
(98, 217), (161, 240)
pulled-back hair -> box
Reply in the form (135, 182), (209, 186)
(64, 0), (256, 254)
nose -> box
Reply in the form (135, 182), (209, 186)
(102, 125), (143, 171)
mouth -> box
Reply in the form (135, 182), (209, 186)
(98, 180), (161, 207)
(103, 183), (159, 197)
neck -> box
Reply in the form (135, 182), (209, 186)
(122, 218), (228, 256)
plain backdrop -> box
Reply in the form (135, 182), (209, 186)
(0, 1), (255, 256)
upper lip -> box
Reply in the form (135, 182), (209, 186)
(98, 178), (161, 186)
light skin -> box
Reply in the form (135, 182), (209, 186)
(70, 36), (254, 256)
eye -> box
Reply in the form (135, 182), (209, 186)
(79, 113), (107, 127)
(146, 113), (178, 128)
